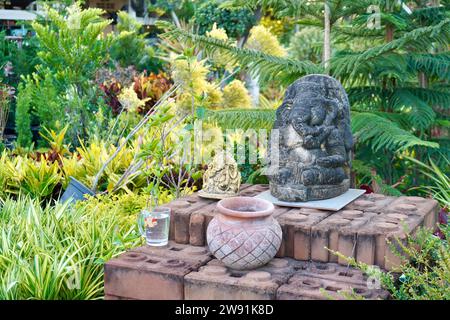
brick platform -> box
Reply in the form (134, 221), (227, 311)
(104, 185), (439, 300)
(164, 184), (438, 270)
(105, 244), (389, 300)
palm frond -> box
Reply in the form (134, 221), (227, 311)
(352, 112), (439, 152)
(157, 21), (321, 85)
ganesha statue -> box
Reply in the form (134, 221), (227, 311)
(267, 74), (353, 202)
(199, 150), (241, 199)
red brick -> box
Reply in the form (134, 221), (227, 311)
(277, 274), (387, 300)
(356, 203), (425, 270)
(189, 213), (205, 246)
(344, 193), (396, 212)
(104, 294), (132, 300)
(277, 261), (389, 300)
(389, 196), (439, 230)
(238, 184), (269, 197)
(184, 258), (293, 300)
(282, 208), (333, 261)
(104, 243), (212, 300)
(310, 209), (379, 265)
(131, 241), (213, 266)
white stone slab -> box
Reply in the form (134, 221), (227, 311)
(255, 189), (366, 211)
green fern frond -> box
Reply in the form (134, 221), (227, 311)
(389, 89), (436, 130)
(204, 108), (276, 130)
(347, 86), (386, 108)
(333, 52), (409, 85)
(407, 53), (450, 80)
(220, 0), (311, 19)
(332, 18), (450, 78)
(399, 87), (450, 109)
(157, 21), (321, 85)
(352, 112), (439, 152)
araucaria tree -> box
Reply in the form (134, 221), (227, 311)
(158, 0), (449, 194)
(15, 3), (112, 146)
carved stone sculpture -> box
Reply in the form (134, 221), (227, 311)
(199, 151), (241, 199)
(268, 74), (353, 202)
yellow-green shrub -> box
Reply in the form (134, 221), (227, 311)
(246, 25), (286, 57)
(222, 80), (252, 109)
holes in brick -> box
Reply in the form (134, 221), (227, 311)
(301, 280), (320, 288)
(229, 272), (244, 278)
(325, 286), (341, 292)
(338, 271), (354, 277)
(167, 259), (179, 264)
(162, 259), (185, 268)
(145, 259), (159, 264)
(122, 252), (146, 262)
(294, 265), (308, 271)
(353, 288), (371, 297)
(170, 247), (183, 252)
(312, 264), (336, 274)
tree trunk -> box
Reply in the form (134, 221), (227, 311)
(323, 2), (331, 73)
(418, 72), (428, 88)
(246, 74), (260, 107)
(385, 24), (394, 42)
(170, 10), (181, 29)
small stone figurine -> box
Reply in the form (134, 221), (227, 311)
(199, 151), (241, 199)
(268, 74), (353, 202)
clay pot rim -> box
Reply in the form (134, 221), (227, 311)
(217, 196), (274, 218)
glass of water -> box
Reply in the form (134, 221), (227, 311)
(138, 207), (171, 246)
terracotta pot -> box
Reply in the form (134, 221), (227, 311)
(206, 196), (282, 270)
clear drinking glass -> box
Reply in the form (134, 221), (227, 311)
(138, 207), (171, 246)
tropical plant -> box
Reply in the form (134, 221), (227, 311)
(110, 11), (152, 70)
(289, 26), (323, 63)
(246, 25), (287, 57)
(406, 156), (450, 208)
(0, 196), (142, 299)
(158, 1), (450, 194)
(14, 80), (34, 147)
(193, 1), (256, 40)
(222, 79), (253, 109)
(330, 223), (450, 300)
(99, 79), (123, 116)
(0, 30), (39, 88)
(0, 83), (12, 143)
(15, 2), (113, 146)
(132, 72), (172, 115)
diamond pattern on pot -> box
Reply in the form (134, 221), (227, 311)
(207, 217), (282, 270)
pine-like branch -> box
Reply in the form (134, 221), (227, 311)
(407, 52), (450, 81)
(332, 18), (450, 78)
(157, 21), (321, 85)
(352, 112), (439, 152)
(204, 108), (276, 130)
